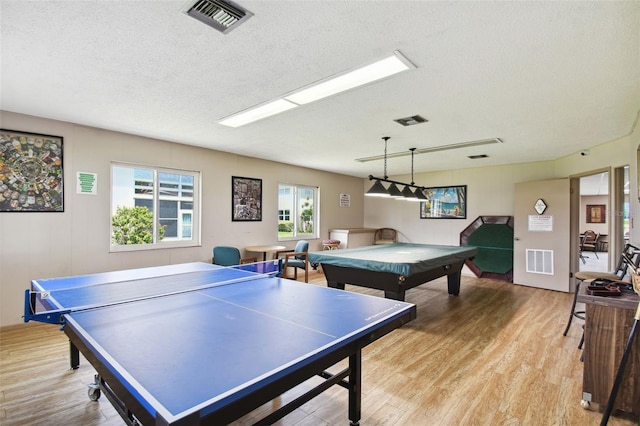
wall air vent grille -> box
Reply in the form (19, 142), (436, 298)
(182, 0), (253, 34)
(526, 249), (554, 275)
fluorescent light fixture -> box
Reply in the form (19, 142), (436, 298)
(218, 51), (414, 127)
(218, 99), (298, 127)
(285, 51), (415, 105)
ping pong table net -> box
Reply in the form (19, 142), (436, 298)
(24, 261), (282, 325)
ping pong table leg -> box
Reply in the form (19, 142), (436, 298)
(348, 349), (362, 426)
(70, 340), (80, 369)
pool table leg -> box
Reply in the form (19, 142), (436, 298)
(327, 281), (345, 291)
(384, 290), (406, 301)
(447, 271), (461, 296)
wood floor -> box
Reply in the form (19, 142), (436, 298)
(1, 271), (638, 426)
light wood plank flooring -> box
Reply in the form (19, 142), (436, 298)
(1, 271), (638, 425)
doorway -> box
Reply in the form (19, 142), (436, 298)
(569, 166), (631, 287)
(578, 171), (609, 273)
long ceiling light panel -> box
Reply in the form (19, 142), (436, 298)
(217, 99), (298, 128)
(284, 51), (415, 105)
(217, 51), (415, 127)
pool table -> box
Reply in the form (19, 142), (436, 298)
(308, 243), (478, 301)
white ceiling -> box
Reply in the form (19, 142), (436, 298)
(1, 1), (639, 178)
(581, 172), (609, 196)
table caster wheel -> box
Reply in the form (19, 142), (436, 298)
(580, 399), (590, 408)
(88, 387), (101, 401)
(88, 375), (101, 401)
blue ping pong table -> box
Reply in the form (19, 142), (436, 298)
(24, 261), (416, 425)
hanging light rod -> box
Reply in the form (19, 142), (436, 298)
(365, 137), (429, 199)
(356, 138), (503, 162)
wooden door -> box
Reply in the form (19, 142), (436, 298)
(513, 179), (570, 292)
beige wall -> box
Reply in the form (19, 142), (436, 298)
(0, 111), (364, 326)
(364, 161), (557, 246)
(1, 110), (637, 326)
(365, 133), (635, 243)
(630, 122), (640, 245)
(364, 132), (637, 284)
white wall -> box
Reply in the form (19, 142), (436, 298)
(0, 111), (365, 326)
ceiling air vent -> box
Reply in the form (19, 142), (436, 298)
(394, 115), (428, 126)
(182, 0), (253, 34)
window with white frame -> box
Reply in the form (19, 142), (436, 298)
(111, 163), (200, 251)
(278, 209), (290, 221)
(278, 183), (319, 240)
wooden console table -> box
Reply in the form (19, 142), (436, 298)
(577, 286), (640, 416)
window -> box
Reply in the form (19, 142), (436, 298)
(278, 183), (319, 240)
(111, 163), (200, 251)
(278, 209), (290, 221)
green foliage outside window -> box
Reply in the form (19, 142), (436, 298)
(112, 206), (165, 245)
(299, 197), (313, 233)
(278, 222), (294, 233)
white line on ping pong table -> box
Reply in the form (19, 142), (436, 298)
(198, 291), (340, 339)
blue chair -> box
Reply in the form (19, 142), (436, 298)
(277, 240), (309, 282)
(212, 246), (257, 266)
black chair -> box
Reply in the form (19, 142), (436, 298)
(276, 240), (309, 282)
(564, 243), (640, 347)
(212, 246), (257, 266)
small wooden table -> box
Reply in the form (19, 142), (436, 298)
(245, 245), (286, 261)
(577, 285), (640, 415)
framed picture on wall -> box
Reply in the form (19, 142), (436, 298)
(0, 129), (64, 212)
(420, 185), (467, 219)
(586, 204), (606, 223)
(232, 176), (262, 221)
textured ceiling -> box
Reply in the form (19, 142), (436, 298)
(1, 1), (639, 178)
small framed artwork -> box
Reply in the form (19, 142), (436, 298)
(0, 129), (64, 212)
(420, 185), (467, 219)
(586, 204), (606, 223)
(232, 176), (262, 221)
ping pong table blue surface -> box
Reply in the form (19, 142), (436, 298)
(28, 262), (415, 425)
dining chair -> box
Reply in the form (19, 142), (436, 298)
(277, 240), (309, 282)
(580, 230), (600, 259)
(374, 228), (397, 245)
(212, 246), (257, 266)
